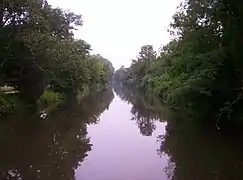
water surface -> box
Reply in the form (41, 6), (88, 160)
(75, 93), (168, 180)
(1, 87), (243, 180)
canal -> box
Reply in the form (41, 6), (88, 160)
(1, 86), (243, 180)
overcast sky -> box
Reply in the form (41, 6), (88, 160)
(48, 0), (181, 69)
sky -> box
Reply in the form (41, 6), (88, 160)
(47, 0), (181, 69)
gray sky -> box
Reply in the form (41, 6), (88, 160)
(48, 0), (181, 69)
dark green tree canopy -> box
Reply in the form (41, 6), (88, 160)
(0, 0), (114, 103)
(115, 0), (243, 128)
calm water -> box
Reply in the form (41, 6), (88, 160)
(75, 93), (168, 180)
(1, 87), (243, 180)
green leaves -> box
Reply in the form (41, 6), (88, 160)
(0, 0), (113, 103)
(116, 0), (243, 125)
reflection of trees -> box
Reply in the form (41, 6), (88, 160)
(158, 119), (243, 180)
(114, 83), (161, 136)
(115, 83), (243, 180)
(71, 88), (114, 124)
(0, 89), (114, 180)
(135, 116), (156, 136)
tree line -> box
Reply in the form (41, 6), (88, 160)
(0, 0), (114, 115)
(114, 0), (243, 128)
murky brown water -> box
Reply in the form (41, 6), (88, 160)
(1, 87), (243, 180)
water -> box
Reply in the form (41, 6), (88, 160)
(75, 94), (168, 180)
(1, 87), (243, 180)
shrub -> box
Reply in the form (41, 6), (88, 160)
(38, 90), (66, 112)
(0, 95), (16, 115)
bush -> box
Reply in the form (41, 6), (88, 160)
(0, 95), (16, 115)
(38, 90), (66, 112)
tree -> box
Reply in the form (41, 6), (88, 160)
(0, 0), (114, 105)
(115, 0), (243, 127)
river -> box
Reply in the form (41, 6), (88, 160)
(75, 92), (168, 180)
(1, 86), (243, 180)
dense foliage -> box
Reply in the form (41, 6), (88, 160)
(114, 0), (243, 128)
(0, 0), (113, 110)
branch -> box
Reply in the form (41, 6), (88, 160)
(0, 59), (7, 68)
(216, 98), (241, 130)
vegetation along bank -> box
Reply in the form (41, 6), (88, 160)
(114, 0), (243, 130)
(0, 0), (114, 116)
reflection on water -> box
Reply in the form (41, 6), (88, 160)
(0, 89), (114, 180)
(159, 120), (243, 180)
(114, 84), (243, 180)
(76, 85), (168, 180)
(113, 84), (165, 136)
(1, 85), (243, 180)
